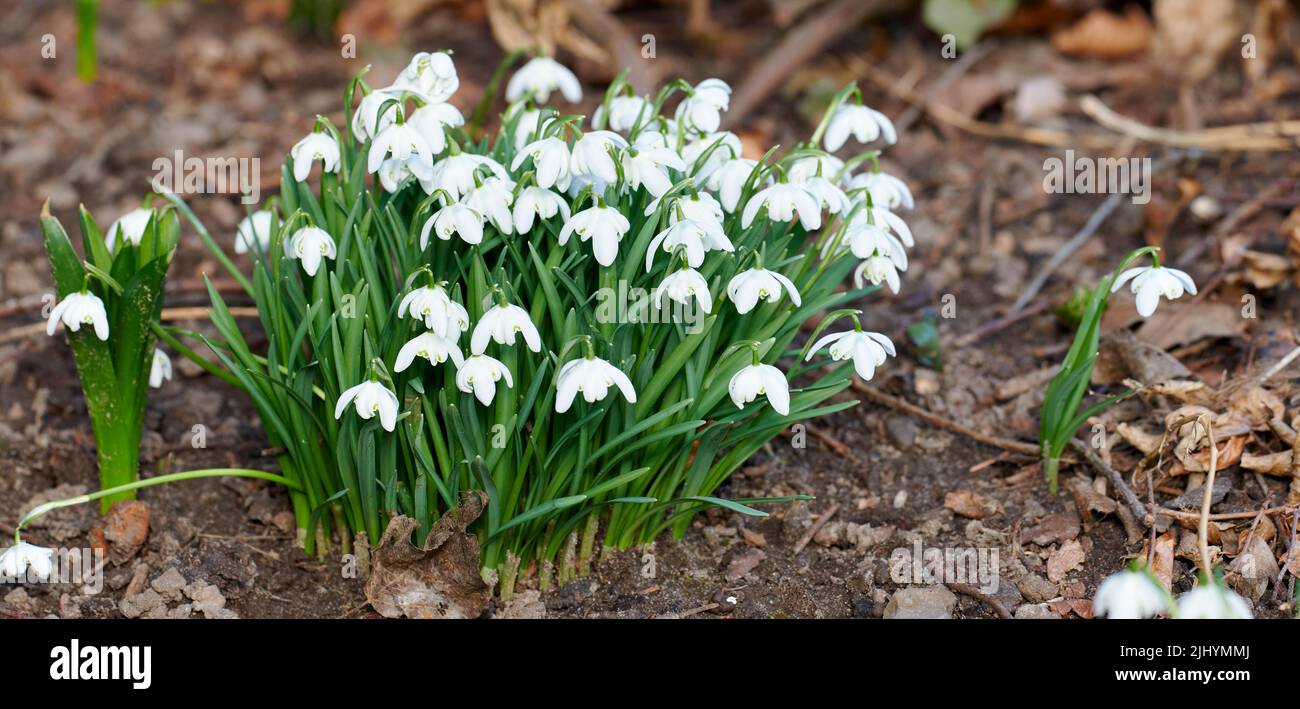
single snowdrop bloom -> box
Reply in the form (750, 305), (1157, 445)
(420, 203), (484, 248)
(728, 362), (790, 416)
(1176, 582), (1252, 619)
(707, 158), (761, 213)
(647, 192), (725, 226)
(645, 218), (733, 270)
(352, 88), (402, 141)
(653, 267), (713, 313)
(399, 284), (465, 337)
(785, 154), (844, 185)
(824, 102), (897, 151)
(392, 51), (459, 103)
(419, 153), (507, 201)
(0, 541), (54, 580)
(290, 132), (340, 182)
(558, 204), (631, 267)
(849, 206), (914, 248)
(472, 303), (542, 354)
(805, 329), (895, 381)
(682, 131), (742, 181)
(377, 158), (416, 193)
(596, 94), (654, 132)
(510, 108), (543, 151)
(334, 380), (399, 432)
(407, 103), (464, 155)
(742, 182), (822, 231)
(847, 223), (908, 272)
(569, 131), (628, 185)
(394, 331), (464, 372)
(234, 210), (274, 254)
(457, 354), (513, 406)
(801, 175), (852, 215)
(512, 137), (571, 189)
(368, 121), (434, 174)
(105, 208), (152, 251)
(727, 267), (801, 314)
(149, 348), (173, 388)
(854, 254), (902, 294)
(464, 177), (516, 235)
(507, 56), (582, 104)
(555, 356), (637, 413)
(47, 291), (109, 341)
(1093, 569), (1170, 619)
(621, 145), (687, 197)
(1110, 264), (1197, 318)
(849, 171), (914, 211)
(513, 186), (571, 233)
(285, 226), (337, 277)
(675, 78), (731, 133)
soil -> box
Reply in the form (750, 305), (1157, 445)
(1, 0), (1296, 619)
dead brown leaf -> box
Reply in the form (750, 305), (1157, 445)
(944, 490), (1000, 519)
(1051, 6), (1153, 59)
(1135, 301), (1248, 350)
(1047, 539), (1085, 582)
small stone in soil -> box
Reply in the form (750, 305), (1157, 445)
(1014, 603), (1059, 619)
(883, 586), (956, 619)
(1016, 573), (1059, 603)
(119, 588), (165, 619)
(151, 567), (188, 602)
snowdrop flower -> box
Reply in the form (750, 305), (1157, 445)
(824, 102), (897, 151)
(569, 131), (628, 185)
(596, 95), (654, 132)
(727, 267), (801, 314)
(742, 183), (821, 231)
(847, 224), (908, 271)
(399, 284), (467, 337)
(392, 51), (459, 103)
(290, 132), (340, 182)
(510, 108), (543, 151)
(368, 121), (435, 174)
(507, 56), (582, 104)
(0, 542), (54, 580)
(682, 131), (742, 181)
(234, 210), (274, 254)
(464, 177), (516, 235)
(558, 204), (631, 267)
(419, 153), (506, 201)
(1176, 582), (1253, 619)
(47, 291), (109, 341)
(105, 208), (152, 251)
(377, 158), (416, 193)
(407, 103), (464, 155)
(646, 218), (733, 270)
(653, 267), (712, 313)
(676, 78), (731, 133)
(707, 158), (761, 213)
(1110, 265), (1197, 318)
(728, 362), (789, 415)
(849, 207), (914, 247)
(785, 154), (844, 185)
(801, 175), (851, 215)
(352, 88), (401, 141)
(512, 137), (571, 190)
(555, 356), (637, 413)
(513, 187), (570, 233)
(394, 331), (463, 372)
(621, 146), (687, 197)
(854, 254), (902, 294)
(285, 226), (337, 277)
(334, 380), (399, 432)
(420, 204), (483, 248)
(849, 171), (913, 211)
(472, 303), (542, 354)
(805, 329), (895, 381)
(1093, 569), (1170, 619)
(457, 354), (513, 406)
(149, 348), (173, 388)
(648, 192), (724, 226)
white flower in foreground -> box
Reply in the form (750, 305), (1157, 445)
(849, 207), (914, 248)
(801, 176), (851, 215)
(512, 187), (571, 233)
(806, 330), (895, 381)
(464, 177), (516, 235)
(352, 89), (401, 141)
(727, 268), (801, 314)
(621, 146), (687, 197)
(507, 56), (582, 104)
(418, 154), (507, 201)
(367, 122), (435, 174)
(1111, 265), (1197, 318)
(847, 224), (908, 271)
(0, 542), (54, 580)
(854, 255), (902, 294)
(399, 284), (467, 337)
(653, 268), (713, 313)
(1176, 582), (1252, 619)
(786, 154), (844, 185)
(105, 208), (152, 251)
(1093, 569), (1169, 619)
(394, 331), (463, 372)
(47, 291), (109, 341)
(728, 363), (790, 416)
(512, 137), (571, 190)
(648, 192), (724, 226)
(824, 102), (897, 151)
(235, 210), (274, 255)
(149, 348), (173, 388)
(407, 103), (464, 155)
(558, 205), (631, 267)
(510, 108), (543, 151)
(392, 51), (459, 103)
(285, 226), (337, 277)
(708, 158), (761, 213)
(290, 132), (340, 182)
(569, 131), (628, 185)
(420, 203), (484, 248)
(742, 183), (822, 231)
(457, 354), (513, 406)
(676, 78), (731, 133)
(555, 357), (637, 413)
(596, 95), (654, 132)
(377, 158), (415, 193)
(334, 380), (399, 432)
(849, 171), (914, 211)
(682, 131), (742, 181)
(645, 218), (733, 270)
(472, 303), (542, 354)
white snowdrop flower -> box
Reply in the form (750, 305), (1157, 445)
(653, 267), (713, 313)
(407, 103), (464, 155)
(596, 95), (654, 132)
(847, 224), (908, 271)
(707, 158), (761, 213)
(0, 542), (54, 580)
(149, 348), (173, 388)
(290, 132), (341, 182)
(377, 158), (415, 193)
(848, 171), (913, 210)
(849, 206), (914, 248)
(621, 146), (687, 197)
(418, 153), (507, 201)
(801, 175), (851, 215)
(368, 122), (434, 174)
(513, 186), (571, 233)
(1176, 582), (1253, 619)
(105, 208), (152, 251)
(399, 284), (458, 336)
(1110, 265), (1197, 318)
(47, 291), (109, 341)
(457, 354), (513, 406)
(854, 254), (901, 294)
(646, 192), (725, 226)
(352, 88), (402, 141)
(512, 137), (571, 190)
(682, 131), (742, 181)
(824, 102), (897, 151)
(569, 130), (628, 185)
(235, 210), (274, 254)
(558, 204), (631, 267)
(1093, 570), (1169, 619)
(728, 363), (789, 416)
(394, 331), (464, 372)
(464, 177), (516, 235)
(510, 108), (543, 151)
(555, 356), (637, 413)
(392, 51), (459, 103)
(507, 56), (582, 104)
(675, 78), (731, 133)
(742, 183), (822, 231)
(285, 226), (337, 277)
(334, 380), (399, 432)
(472, 303), (542, 354)
(419, 203), (484, 249)
(727, 268), (801, 314)
(646, 219), (734, 270)
(633, 130), (669, 151)
(805, 330), (895, 381)
(785, 154), (844, 185)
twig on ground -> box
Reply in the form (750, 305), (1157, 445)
(793, 503), (840, 555)
(851, 381), (1041, 456)
(1010, 192), (1125, 313)
(1080, 95), (1300, 151)
(945, 582), (1013, 619)
(1068, 438), (1148, 522)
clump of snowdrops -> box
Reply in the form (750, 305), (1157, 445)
(165, 50), (916, 592)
